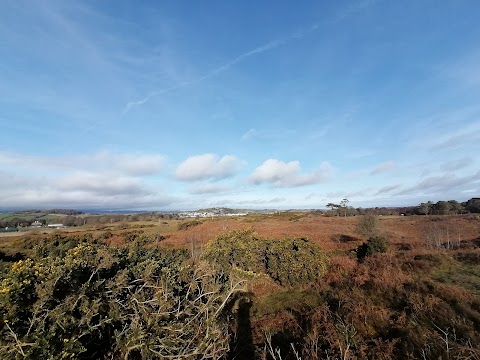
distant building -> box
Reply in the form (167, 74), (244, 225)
(0, 227), (18, 233)
(47, 224), (65, 229)
(31, 220), (43, 227)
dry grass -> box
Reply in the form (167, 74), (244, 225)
(156, 214), (480, 252)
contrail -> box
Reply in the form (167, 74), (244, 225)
(121, 39), (287, 115)
(123, 82), (189, 115)
(122, 0), (378, 114)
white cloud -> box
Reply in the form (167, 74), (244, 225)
(175, 153), (243, 181)
(88, 151), (165, 176)
(370, 161), (396, 175)
(190, 183), (232, 195)
(0, 171), (36, 190)
(250, 159), (332, 187)
(58, 172), (147, 196)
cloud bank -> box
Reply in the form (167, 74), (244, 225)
(0, 150), (165, 176)
(0, 150), (172, 210)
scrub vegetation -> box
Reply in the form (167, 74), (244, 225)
(1, 211), (480, 359)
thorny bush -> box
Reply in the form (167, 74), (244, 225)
(0, 237), (243, 359)
(202, 229), (329, 286)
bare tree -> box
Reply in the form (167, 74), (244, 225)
(340, 198), (350, 217)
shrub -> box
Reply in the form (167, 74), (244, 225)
(177, 220), (202, 231)
(0, 240), (240, 359)
(356, 236), (388, 260)
(356, 215), (379, 239)
(203, 229), (329, 286)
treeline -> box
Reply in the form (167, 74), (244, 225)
(58, 213), (179, 227)
(411, 198), (480, 215)
(14, 209), (84, 215)
(0, 218), (33, 228)
(0, 212), (180, 228)
(325, 197), (480, 217)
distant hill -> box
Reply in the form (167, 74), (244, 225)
(11, 209), (84, 215)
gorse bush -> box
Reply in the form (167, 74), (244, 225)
(203, 229), (328, 286)
(0, 238), (241, 359)
(356, 236), (388, 261)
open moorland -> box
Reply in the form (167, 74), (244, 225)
(1, 212), (480, 359)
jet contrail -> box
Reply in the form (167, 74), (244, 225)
(122, 0), (379, 114)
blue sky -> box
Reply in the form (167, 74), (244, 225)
(1, 0), (479, 210)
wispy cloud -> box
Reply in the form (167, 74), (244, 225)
(438, 50), (480, 89)
(240, 128), (298, 142)
(375, 184), (401, 195)
(440, 157), (473, 171)
(308, 126), (330, 140)
(241, 128), (258, 141)
(123, 82), (189, 115)
(122, 40), (289, 114)
(348, 149), (376, 159)
(397, 171), (480, 196)
(370, 161), (397, 175)
(432, 128), (480, 150)
(405, 105), (480, 151)
(329, 0), (380, 23)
